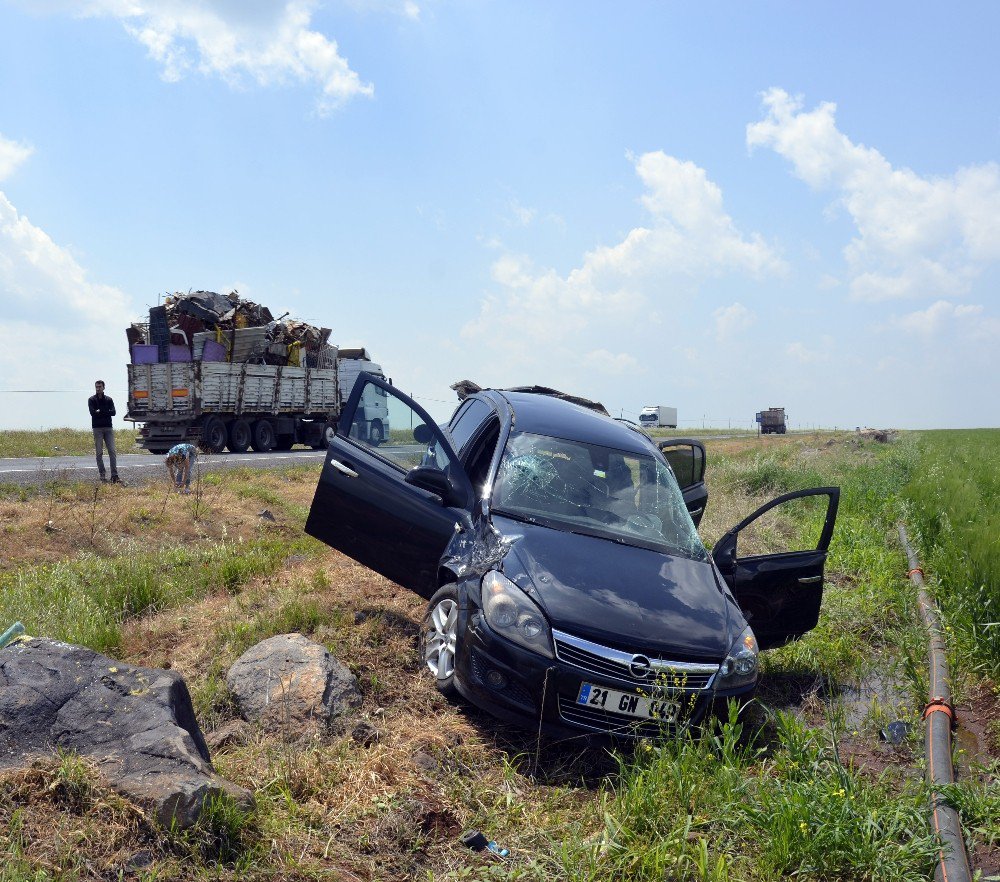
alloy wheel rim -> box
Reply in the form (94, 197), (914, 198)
(425, 597), (458, 679)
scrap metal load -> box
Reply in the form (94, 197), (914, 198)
(127, 290), (336, 369)
(125, 290), (385, 454)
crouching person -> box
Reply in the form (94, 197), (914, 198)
(165, 443), (197, 492)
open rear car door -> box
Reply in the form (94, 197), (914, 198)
(305, 373), (473, 599)
(711, 487), (840, 650)
(658, 439), (708, 527)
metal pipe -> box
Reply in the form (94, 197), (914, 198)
(899, 524), (972, 882)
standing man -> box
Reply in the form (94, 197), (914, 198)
(88, 380), (119, 483)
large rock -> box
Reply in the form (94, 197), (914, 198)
(0, 637), (249, 828)
(226, 633), (361, 735)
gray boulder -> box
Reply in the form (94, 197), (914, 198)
(226, 633), (361, 735)
(0, 637), (249, 828)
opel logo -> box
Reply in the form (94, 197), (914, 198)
(629, 654), (652, 679)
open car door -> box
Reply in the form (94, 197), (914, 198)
(658, 439), (708, 527)
(711, 487), (840, 650)
(305, 373), (474, 599)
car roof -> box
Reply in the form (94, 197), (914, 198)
(487, 390), (655, 455)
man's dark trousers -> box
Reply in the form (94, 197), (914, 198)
(93, 427), (118, 480)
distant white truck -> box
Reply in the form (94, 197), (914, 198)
(639, 405), (678, 429)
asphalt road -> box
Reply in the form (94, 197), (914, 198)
(0, 434), (770, 486)
(0, 449), (328, 486)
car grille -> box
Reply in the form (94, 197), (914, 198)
(553, 630), (719, 691)
(557, 696), (684, 739)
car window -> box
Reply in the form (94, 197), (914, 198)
(348, 378), (455, 473)
(448, 398), (494, 454)
(492, 431), (708, 561)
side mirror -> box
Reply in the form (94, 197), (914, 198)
(405, 465), (469, 508)
(712, 531), (738, 574)
(413, 423), (432, 444)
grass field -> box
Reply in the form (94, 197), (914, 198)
(0, 427), (142, 458)
(0, 431), (997, 880)
(904, 430), (1000, 679)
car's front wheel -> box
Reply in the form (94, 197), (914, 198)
(422, 585), (460, 696)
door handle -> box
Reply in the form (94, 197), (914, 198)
(689, 507), (704, 517)
(797, 575), (823, 584)
(329, 458), (359, 478)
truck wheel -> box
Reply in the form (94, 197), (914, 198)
(227, 418), (251, 453)
(368, 420), (384, 447)
(200, 416), (227, 454)
(274, 435), (294, 450)
(251, 419), (275, 452)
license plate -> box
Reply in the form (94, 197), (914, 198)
(576, 682), (679, 723)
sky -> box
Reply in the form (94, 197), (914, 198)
(1, 1), (998, 432)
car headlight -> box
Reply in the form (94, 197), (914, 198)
(481, 570), (554, 658)
(716, 626), (759, 690)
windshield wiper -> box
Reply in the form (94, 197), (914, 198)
(492, 508), (544, 527)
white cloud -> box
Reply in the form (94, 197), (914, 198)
(893, 299), (986, 336)
(509, 199), (536, 226)
(0, 190), (134, 396)
(713, 302), (755, 341)
(0, 134), (33, 183)
(786, 339), (831, 363)
(46, 0), (373, 113)
(749, 89), (1000, 303)
(582, 349), (641, 376)
(463, 151), (784, 354)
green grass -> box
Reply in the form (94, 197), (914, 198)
(0, 535), (319, 656)
(2, 433), (996, 881)
(0, 427), (142, 458)
(904, 429), (1000, 677)
(551, 709), (937, 882)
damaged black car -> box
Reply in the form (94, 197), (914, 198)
(306, 375), (839, 739)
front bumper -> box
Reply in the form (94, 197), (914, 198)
(453, 608), (754, 741)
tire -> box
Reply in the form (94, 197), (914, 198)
(368, 420), (384, 447)
(310, 421), (337, 450)
(200, 416), (227, 454)
(251, 419), (275, 453)
(421, 585), (460, 697)
(227, 418), (251, 453)
(274, 435), (294, 451)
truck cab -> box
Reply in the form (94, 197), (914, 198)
(639, 405), (678, 429)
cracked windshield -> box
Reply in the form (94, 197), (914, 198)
(492, 432), (707, 560)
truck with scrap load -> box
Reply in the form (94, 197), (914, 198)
(757, 407), (787, 435)
(124, 290), (388, 453)
(638, 405), (678, 429)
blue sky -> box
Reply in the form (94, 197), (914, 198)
(1, 0), (998, 431)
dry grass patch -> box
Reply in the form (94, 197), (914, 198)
(0, 466), (321, 571)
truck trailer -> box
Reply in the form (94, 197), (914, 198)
(638, 405), (678, 429)
(124, 292), (387, 453)
(757, 407), (787, 435)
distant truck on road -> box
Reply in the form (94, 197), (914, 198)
(638, 405), (678, 429)
(757, 407), (787, 435)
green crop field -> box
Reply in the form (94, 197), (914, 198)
(905, 430), (1000, 679)
(0, 431), (997, 881)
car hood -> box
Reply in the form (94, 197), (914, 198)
(493, 516), (739, 660)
